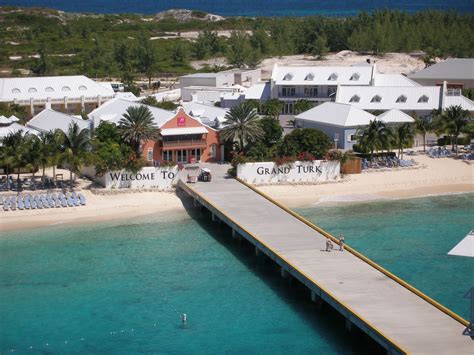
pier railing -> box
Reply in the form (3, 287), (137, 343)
(235, 177), (470, 328)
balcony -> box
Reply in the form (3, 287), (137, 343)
(162, 139), (207, 148)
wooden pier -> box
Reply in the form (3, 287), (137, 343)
(178, 177), (472, 354)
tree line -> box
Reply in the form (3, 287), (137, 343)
(2, 9), (473, 79)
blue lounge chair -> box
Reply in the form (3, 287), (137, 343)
(73, 195), (80, 206)
(78, 194), (86, 206)
(25, 198), (31, 209)
(18, 198), (24, 210)
(60, 197), (67, 208)
(55, 198), (61, 208)
(67, 196), (74, 207)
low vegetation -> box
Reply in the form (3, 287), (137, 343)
(1, 7), (473, 80)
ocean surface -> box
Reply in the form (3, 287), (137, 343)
(0, 0), (473, 16)
(0, 193), (472, 353)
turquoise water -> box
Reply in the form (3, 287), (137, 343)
(1, 0), (472, 16)
(1, 193), (472, 353)
(298, 193), (474, 319)
(0, 211), (376, 354)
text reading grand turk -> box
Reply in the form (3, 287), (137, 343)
(256, 164), (323, 175)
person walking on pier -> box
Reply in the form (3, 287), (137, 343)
(326, 238), (333, 252)
(339, 234), (345, 251)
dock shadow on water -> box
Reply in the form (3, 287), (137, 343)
(180, 194), (385, 354)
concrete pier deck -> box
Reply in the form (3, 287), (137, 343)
(179, 176), (472, 354)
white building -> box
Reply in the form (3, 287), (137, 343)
(87, 98), (175, 129)
(335, 81), (474, 116)
(295, 102), (414, 150)
(408, 58), (474, 89)
(27, 109), (91, 134)
(0, 75), (115, 118)
(181, 102), (229, 128)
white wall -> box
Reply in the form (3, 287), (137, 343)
(82, 166), (179, 189)
(237, 161), (340, 185)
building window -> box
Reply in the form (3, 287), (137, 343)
(177, 149), (188, 163)
(304, 87), (318, 97)
(446, 89), (461, 96)
(304, 73), (315, 81)
(371, 95), (382, 103)
(147, 148), (153, 161)
(327, 86), (337, 98)
(328, 73), (338, 81)
(45, 87), (54, 92)
(28, 87), (37, 93)
(283, 102), (294, 114)
(347, 134), (356, 142)
(283, 73), (293, 81)
(281, 86), (296, 97)
(79, 85), (87, 91)
(191, 148), (202, 161)
(349, 95), (360, 103)
(396, 95), (407, 103)
(11, 88), (21, 94)
(350, 73), (360, 81)
(62, 86), (71, 92)
(163, 150), (172, 162)
(418, 95), (429, 103)
(210, 144), (217, 158)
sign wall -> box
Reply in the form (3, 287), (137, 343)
(237, 161), (340, 184)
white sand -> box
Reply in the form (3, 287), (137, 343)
(191, 51), (425, 75)
(258, 155), (473, 208)
(1, 155), (472, 232)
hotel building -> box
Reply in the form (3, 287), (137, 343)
(0, 76), (115, 118)
(88, 99), (222, 164)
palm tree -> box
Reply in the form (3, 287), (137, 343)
(118, 105), (159, 156)
(436, 105), (471, 155)
(220, 104), (264, 153)
(61, 122), (90, 188)
(356, 119), (390, 161)
(294, 99), (314, 114)
(392, 123), (414, 159)
(413, 114), (433, 152)
(23, 135), (42, 181)
(0, 131), (27, 183)
(48, 130), (64, 182)
(261, 99), (284, 119)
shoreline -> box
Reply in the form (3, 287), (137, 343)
(1, 155), (472, 233)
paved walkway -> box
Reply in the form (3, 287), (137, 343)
(180, 174), (472, 354)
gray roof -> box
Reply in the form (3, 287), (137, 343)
(27, 109), (91, 134)
(408, 58), (474, 80)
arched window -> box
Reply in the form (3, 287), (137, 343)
(78, 85), (87, 91)
(11, 88), (21, 94)
(350, 73), (360, 81)
(349, 95), (360, 103)
(396, 95), (407, 103)
(62, 86), (71, 92)
(371, 95), (382, 103)
(418, 95), (429, 103)
(45, 87), (54, 92)
(283, 73), (293, 81)
(28, 87), (37, 93)
(304, 73), (314, 81)
(328, 73), (338, 81)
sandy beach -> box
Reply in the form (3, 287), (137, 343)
(0, 154), (472, 232)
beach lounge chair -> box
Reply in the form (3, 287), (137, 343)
(73, 195), (80, 206)
(0, 196), (3, 206)
(25, 198), (31, 209)
(3, 197), (10, 211)
(54, 198), (61, 208)
(37, 199), (43, 209)
(78, 193), (86, 206)
(60, 197), (67, 208)
(67, 196), (74, 207)
(11, 200), (16, 211)
(18, 198), (24, 210)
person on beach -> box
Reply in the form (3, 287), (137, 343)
(339, 234), (345, 251)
